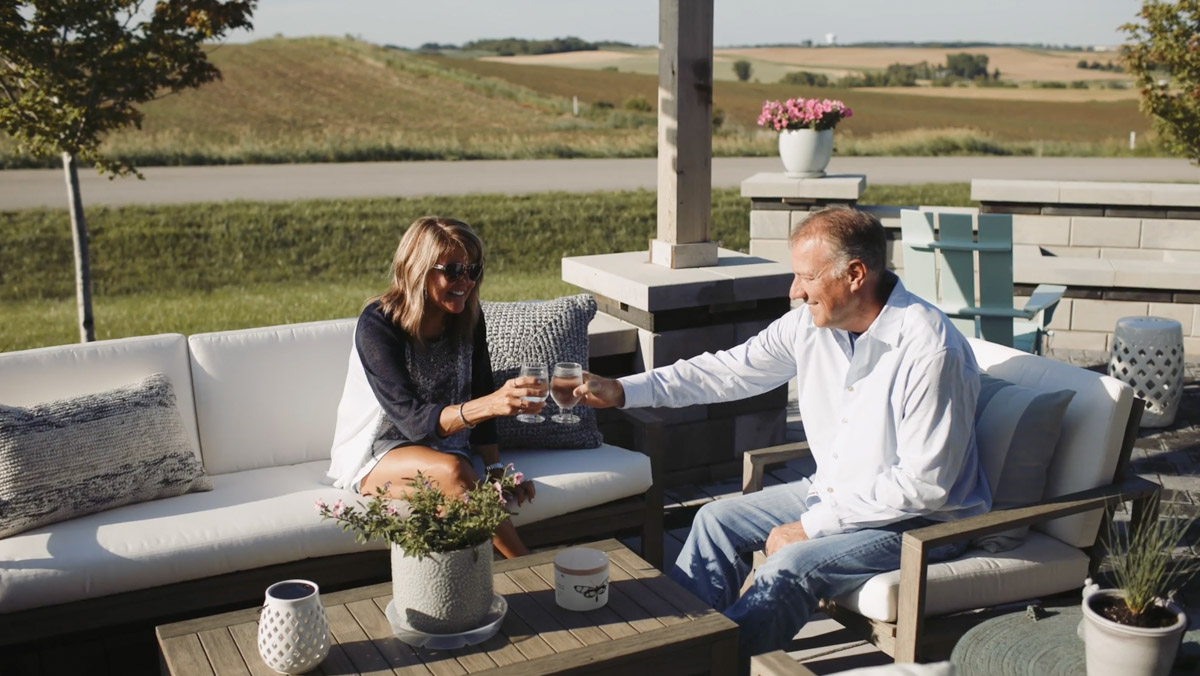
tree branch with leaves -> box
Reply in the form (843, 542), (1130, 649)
(0, 0), (255, 341)
(1121, 0), (1200, 164)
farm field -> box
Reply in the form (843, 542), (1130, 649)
(484, 46), (1131, 88)
(0, 38), (1159, 169)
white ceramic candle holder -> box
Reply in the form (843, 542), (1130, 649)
(257, 579), (330, 674)
(554, 547), (609, 611)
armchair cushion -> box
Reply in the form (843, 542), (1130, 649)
(971, 374), (1074, 552)
(482, 294), (603, 450)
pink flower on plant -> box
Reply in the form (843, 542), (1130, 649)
(331, 499), (345, 517)
(386, 503), (398, 516)
(493, 481), (506, 504)
(757, 97), (851, 132)
(314, 498), (327, 514)
(512, 471), (525, 485)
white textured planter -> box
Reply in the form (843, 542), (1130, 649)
(391, 540), (493, 634)
(256, 579), (330, 675)
(1081, 589), (1187, 676)
(778, 128), (834, 178)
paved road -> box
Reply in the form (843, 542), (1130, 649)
(1, 157), (1197, 209)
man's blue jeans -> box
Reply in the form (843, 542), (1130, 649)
(667, 479), (968, 661)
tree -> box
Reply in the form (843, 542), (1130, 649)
(732, 59), (753, 82)
(1122, 0), (1200, 164)
(0, 1), (256, 342)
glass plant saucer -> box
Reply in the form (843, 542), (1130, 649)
(384, 594), (507, 650)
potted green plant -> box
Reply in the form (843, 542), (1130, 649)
(1080, 496), (1197, 676)
(316, 468), (521, 635)
(757, 97), (852, 178)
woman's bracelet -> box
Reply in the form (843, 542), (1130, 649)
(458, 403), (476, 429)
(485, 462), (505, 474)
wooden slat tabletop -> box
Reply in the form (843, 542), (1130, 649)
(157, 540), (738, 676)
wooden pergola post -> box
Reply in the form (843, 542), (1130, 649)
(652, 0), (718, 269)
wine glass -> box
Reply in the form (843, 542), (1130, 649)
(517, 363), (548, 424)
(550, 362), (583, 424)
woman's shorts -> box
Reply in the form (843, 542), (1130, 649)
(351, 440), (473, 494)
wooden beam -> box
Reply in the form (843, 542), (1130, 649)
(653, 0), (717, 268)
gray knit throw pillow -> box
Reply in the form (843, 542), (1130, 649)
(483, 294), (604, 450)
(0, 373), (212, 539)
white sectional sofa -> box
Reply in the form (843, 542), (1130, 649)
(0, 317), (660, 645)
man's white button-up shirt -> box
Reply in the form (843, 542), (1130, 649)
(620, 277), (992, 539)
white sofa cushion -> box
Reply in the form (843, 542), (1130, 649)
(0, 444), (650, 612)
(0, 334), (200, 459)
(501, 443), (654, 527)
(0, 461), (367, 614)
(189, 319), (356, 475)
(837, 531), (1090, 622)
(968, 338), (1134, 547)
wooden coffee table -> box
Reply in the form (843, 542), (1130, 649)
(157, 539), (739, 675)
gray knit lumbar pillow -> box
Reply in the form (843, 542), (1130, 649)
(0, 373), (212, 539)
(483, 294), (603, 450)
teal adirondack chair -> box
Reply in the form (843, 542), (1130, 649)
(900, 209), (1066, 355)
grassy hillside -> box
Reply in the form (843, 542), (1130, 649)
(0, 38), (1162, 169)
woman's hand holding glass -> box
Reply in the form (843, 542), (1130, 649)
(481, 375), (547, 421)
(516, 364), (549, 424)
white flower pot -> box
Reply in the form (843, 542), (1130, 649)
(256, 579), (330, 675)
(1081, 589), (1187, 676)
(390, 540), (493, 634)
(778, 128), (834, 178)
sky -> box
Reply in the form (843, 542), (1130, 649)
(236, 0), (1144, 49)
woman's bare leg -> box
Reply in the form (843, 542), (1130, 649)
(361, 446), (529, 558)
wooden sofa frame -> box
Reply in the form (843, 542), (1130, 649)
(741, 398), (1159, 663)
(0, 409), (664, 648)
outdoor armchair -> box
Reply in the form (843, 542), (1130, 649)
(742, 337), (1159, 662)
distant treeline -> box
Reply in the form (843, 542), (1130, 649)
(781, 52), (1000, 88)
(726, 41), (1111, 52)
(418, 37), (635, 56)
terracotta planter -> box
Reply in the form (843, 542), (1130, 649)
(1081, 589), (1187, 676)
(390, 540), (493, 634)
(778, 128), (834, 178)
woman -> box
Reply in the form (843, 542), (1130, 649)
(329, 216), (539, 558)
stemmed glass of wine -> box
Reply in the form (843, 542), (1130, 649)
(517, 363), (548, 424)
(550, 362), (583, 424)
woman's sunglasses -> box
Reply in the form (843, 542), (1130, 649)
(432, 262), (483, 283)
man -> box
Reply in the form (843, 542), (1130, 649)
(576, 206), (991, 661)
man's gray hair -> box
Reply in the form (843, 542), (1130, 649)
(789, 206), (887, 278)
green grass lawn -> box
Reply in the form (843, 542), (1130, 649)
(0, 184), (972, 352)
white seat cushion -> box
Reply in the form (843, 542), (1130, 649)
(0, 445), (651, 612)
(500, 443), (653, 527)
(835, 532), (1090, 622)
(0, 461), (368, 614)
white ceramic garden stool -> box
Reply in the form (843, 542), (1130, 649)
(1108, 316), (1185, 428)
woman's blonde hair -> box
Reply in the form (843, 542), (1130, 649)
(376, 216), (485, 342)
